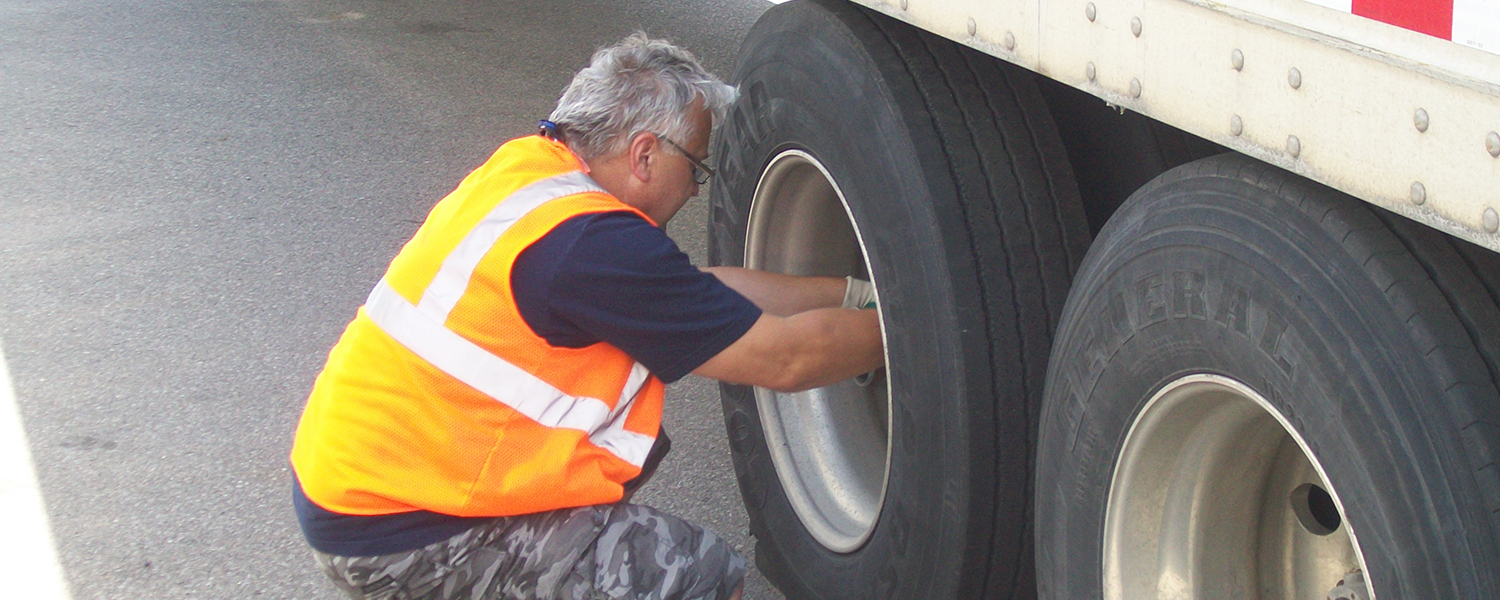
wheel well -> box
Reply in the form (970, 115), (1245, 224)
(1030, 75), (1223, 235)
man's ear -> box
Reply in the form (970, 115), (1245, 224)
(626, 132), (658, 183)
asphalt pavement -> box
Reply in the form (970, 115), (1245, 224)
(0, 0), (781, 597)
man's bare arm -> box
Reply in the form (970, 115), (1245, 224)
(702, 266), (845, 316)
(692, 309), (883, 393)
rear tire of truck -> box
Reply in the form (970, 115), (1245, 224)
(708, 1), (1089, 598)
(1036, 154), (1500, 599)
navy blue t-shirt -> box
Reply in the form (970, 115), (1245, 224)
(295, 211), (761, 556)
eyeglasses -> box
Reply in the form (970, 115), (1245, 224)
(657, 135), (716, 185)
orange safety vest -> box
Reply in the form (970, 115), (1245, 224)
(290, 135), (665, 518)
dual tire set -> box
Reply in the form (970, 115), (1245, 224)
(708, 1), (1500, 599)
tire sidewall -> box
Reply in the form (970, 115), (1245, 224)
(1038, 172), (1475, 599)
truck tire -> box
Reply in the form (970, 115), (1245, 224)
(708, 1), (1090, 598)
(1036, 154), (1500, 599)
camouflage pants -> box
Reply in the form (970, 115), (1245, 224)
(312, 503), (746, 600)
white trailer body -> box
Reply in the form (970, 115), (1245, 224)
(854, 0), (1500, 251)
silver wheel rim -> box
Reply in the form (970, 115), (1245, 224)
(1105, 374), (1375, 600)
(744, 149), (891, 553)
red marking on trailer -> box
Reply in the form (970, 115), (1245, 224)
(1352, 0), (1454, 39)
(1302, 0), (1499, 54)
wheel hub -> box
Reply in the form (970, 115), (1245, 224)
(744, 149), (891, 553)
(1104, 374), (1374, 600)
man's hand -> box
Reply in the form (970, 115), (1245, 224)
(695, 267), (884, 393)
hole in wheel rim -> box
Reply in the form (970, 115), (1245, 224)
(1104, 374), (1373, 600)
(1290, 483), (1342, 536)
(744, 149), (891, 553)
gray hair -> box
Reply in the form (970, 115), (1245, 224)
(548, 33), (738, 160)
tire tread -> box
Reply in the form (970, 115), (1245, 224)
(850, 6), (1088, 598)
(1374, 212), (1500, 545)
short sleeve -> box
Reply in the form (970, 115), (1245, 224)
(511, 212), (762, 383)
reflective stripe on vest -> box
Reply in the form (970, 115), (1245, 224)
(362, 171), (655, 467)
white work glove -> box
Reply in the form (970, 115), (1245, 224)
(843, 276), (883, 386)
(842, 276), (877, 309)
